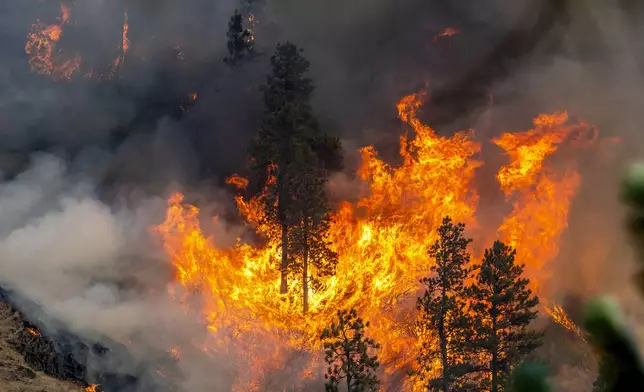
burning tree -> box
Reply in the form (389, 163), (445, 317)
(321, 308), (380, 392)
(416, 217), (476, 391)
(223, 9), (254, 66)
(468, 241), (543, 392)
(249, 42), (342, 296)
(288, 139), (338, 313)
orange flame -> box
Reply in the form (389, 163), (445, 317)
(545, 304), (586, 342)
(84, 385), (99, 392)
(106, 7), (130, 79)
(25, 3), (81, 80)
(154, 92), (605, 389)
(494, 112), (594, 292)
(26, 327), (40, 337)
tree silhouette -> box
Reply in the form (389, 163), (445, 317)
(469, 241), (543, 392)
(416, 217), (476, 391)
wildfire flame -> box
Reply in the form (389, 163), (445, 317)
(494, 112), (594, 293)
(84, 385), (99, 392)
(154, 92), (605, 389)
(25, 3), (81, 80)
(545, 304), (586, 342)
(26, 327), (40, 337)
(107, 7), (130, 79)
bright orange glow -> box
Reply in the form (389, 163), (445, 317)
(154, 92), (602, 390)
(107, 7), (130, 79)
(84, 385), (99, 392)
(494, 112), (594, 293)
(169, 346), (181, 361)
(25, 3), (81, 80)
(433, 27), (460, 42)
(26, 327), (40, 337)
(122, 8), (130, 55)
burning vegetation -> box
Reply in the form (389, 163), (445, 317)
(26, 3), (131, 81)
(154, 73), (607, 390)
(24, 3), (81, 80)
(9, 1), (631, 391)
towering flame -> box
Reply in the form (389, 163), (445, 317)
(494, 112), (594, 292)
(155, 92), (603, 390)
(25, 3), (81, 80)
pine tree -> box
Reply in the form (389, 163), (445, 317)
(469, 241), (543, 392)
(416, 216), (475, 391)
(223, 9), (254, 66)
(321, 309), (380, 392)
(288, 140), (338, 313)
(249, 42), (342, 295)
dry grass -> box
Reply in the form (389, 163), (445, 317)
(0, 301), (84, 392)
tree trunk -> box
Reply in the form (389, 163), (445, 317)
(346, 356), (353, 392)
(439, 288), (449, 392)
(302, 218), (310, 313)
(491, 304), (498, 392)
(280, 223), (288, 294)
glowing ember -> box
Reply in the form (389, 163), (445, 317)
(154, 92), (605, 389)
(433, 27), (460, 42)
(26, 327), (40, 337)
(25, 3), (81, 80)
(122, 8), (130, 55)
(169, 346), (181, 361)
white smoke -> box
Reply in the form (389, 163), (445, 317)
(0, 154), (237, 391)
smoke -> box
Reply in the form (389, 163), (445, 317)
(0, 153), (244, 390)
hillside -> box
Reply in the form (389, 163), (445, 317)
(0, 301), (85, 392)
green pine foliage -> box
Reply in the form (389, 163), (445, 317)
(321, 309), (381, 392)
(468, 241), (543, 392)
(416, 217), (476, 391)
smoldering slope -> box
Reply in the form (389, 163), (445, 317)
(0, 153), (246, 391)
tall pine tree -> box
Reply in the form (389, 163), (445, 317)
(288, 139), (338, 313)
(469, 241), (543, 392)
(249, 42), (342, 295)
(321, 308), (381, 392)
(223, 9), (254, 66)
(416, 216), (476, 391)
